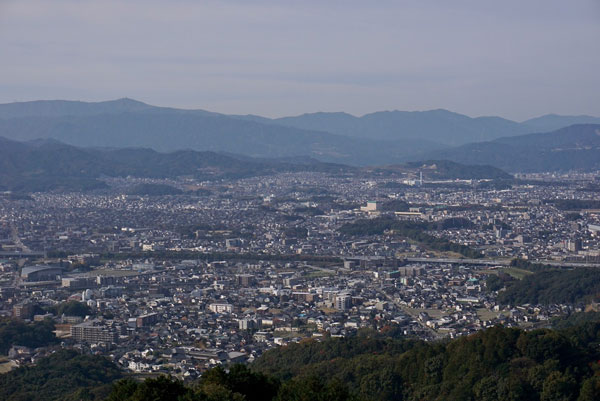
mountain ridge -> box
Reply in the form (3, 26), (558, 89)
(0, 107), (444, 165)
(0, 136), (353, 192)
(238, 108), (529, 145)
(0, 99), (598, 168)
(421, 124), (600, 172)
(0, 136), (514, 192)
(521, 113), (600, 132)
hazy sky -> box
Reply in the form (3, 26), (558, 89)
(1, 0), (599, 120)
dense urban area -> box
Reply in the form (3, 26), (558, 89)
(4, 0), (600, 398)
(1, 168), (599, 376)
(1, 167), (600, 400)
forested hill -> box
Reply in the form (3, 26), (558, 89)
(398, 160), (512, 180)
(497, 268), (600, 305)
(0, 136), (512, 193)
(251, 324), (600, 401)
(3, 322), (600, 400)
(0, 349), (122, 401)
(422, 124), (600, 172)
(0, 137), (351, 192)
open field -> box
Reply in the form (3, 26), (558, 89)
(481, 266), (533, 279)
(476, 308), (500, 321)
(401, 307), (449, 319)
(0, 360), (17, 373)
(501, 267), (534, 279)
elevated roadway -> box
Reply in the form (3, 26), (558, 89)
(405, 257), (600, 268)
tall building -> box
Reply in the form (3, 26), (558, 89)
(13, 302), (33, 319)
(208, 303), (233, 313)
(136, 313), (158, 328)
(239, 318), (261, 330)
(71, 320), (118, 343)
(335, 294), (352, 311)
(236, 274), (255, 287)
(566, 238), (582, 252)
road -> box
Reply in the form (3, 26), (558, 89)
(405, 257), (600, 268)
(376, 286), (440, 339)
(9, 223), (32, 253)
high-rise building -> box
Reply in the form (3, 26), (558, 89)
(236, 274), (255, 287)
(136, 313), (158, 328)
(13, 302), (33, 319)
(71, 320), (118, 343)
(335, 294), (352, 311)
(208, 303), (233, 313)
(566, 238), (582, 252)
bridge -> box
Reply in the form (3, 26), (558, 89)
(0, 251), (45, 258)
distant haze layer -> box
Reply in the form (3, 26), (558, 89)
(1, 1), (599, 119)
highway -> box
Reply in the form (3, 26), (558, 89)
(405, 257), (600, 268)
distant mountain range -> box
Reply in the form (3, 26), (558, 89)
(238, 109), (529, 145)
(422, 124), (600, 172)
(0, 98), (598, 169)
(0, 98), (153, 119)
(0, 99), (441, 165)
(521, 114), (600, 132)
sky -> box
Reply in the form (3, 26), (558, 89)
(0, 0), (599, 120)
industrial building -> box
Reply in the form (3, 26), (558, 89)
(20, 265), (62, 282)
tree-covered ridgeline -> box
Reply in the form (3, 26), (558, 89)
(497, 268), (600, 305)
(4, 322), (600, 400)
(104, 323), (600, 401)
(251, 324), (600, 401)
(0, 349), (122, 401)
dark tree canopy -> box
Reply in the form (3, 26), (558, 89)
(0, 318), (58, 355)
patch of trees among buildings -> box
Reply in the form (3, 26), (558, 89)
(545, 199), (600, 210)
(0, 318), (58, 355)
(50, 300), (92, 318)
(339, 217), (482, 258)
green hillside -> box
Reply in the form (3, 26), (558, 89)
(3, 322), (600, 400)
(0, 137), (351, 192)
